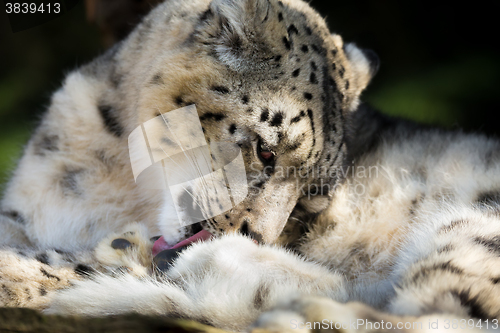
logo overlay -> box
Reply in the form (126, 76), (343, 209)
(128, 105), (248, 228)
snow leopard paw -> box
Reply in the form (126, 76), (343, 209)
(94, 223), (153, 278)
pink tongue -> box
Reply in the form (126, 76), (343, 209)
(152, 230), (213, 256)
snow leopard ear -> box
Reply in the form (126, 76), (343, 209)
(194, 0), (275, 68)
(344, 42), (380, 95)
(208, 0), (272, 33)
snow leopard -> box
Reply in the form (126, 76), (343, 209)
(1, 0), (500, 332)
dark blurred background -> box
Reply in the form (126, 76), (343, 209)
(1, 1), (499, 189)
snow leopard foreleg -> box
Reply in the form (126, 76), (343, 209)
(46, 234), (347, 331)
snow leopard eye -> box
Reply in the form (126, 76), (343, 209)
(257, 138), (275, 165)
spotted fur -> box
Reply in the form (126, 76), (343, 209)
(0, 0), (499, 332)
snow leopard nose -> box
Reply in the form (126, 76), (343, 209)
(239, 221), (263, 244)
